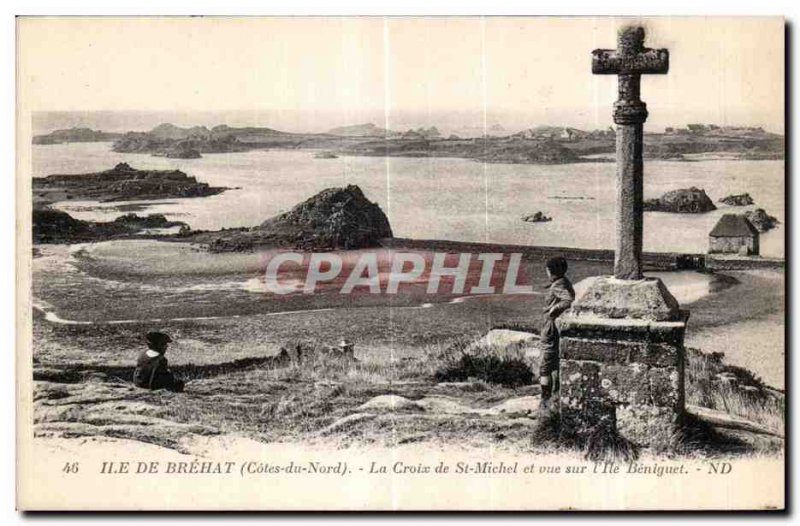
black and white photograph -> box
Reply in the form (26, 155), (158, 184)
(16, 15), (786, 510)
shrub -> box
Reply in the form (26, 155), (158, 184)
(432, 338), (536, 387)
(434, 353), (533, 387)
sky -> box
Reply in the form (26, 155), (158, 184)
(19, 17), (785, 134)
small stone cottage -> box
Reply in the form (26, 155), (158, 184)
(708, 214), (759, 255)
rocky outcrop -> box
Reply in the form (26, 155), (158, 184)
(260, 184), (392, 247)
(111, 213), (187, 230)
(522, 211), (552, 223)
(719, 193), (755, 206)
(153, 141), (202, 159)
(744, 208), (780, 232)
(33, 163), (228, 203)
(195, 185), (393, 252)
(643, 187), (717, 213)
(33, 209), (187, 244)
(33, 376), (219, 450)
(33, 209), (102, 243)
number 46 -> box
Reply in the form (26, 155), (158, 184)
(62, 462), (79, 474)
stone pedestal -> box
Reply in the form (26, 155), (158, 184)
(558, 276), (688, 446)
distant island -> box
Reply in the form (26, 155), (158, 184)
(32, 127), (123, 145)
(32, 162), (232, 244)
(32, 122), (785, 164)
(326, 123), (396, 137)
(33, 162), (229, 206)
(32, 183), (393, 250)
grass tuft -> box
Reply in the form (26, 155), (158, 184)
(434, 354), (533, 387)
(685, 347), (784, 435)
(431, 338), (536, 387)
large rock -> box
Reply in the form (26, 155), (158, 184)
(112, 213), (187, 229)
(257, 185), (393, 250)
(719, 193), (755, 206)
(744, 208), (779, 232)
(521, 211), (552, 223)
(643, 187), (716, 213)
(471, 329), (538, 350)
(197, 185), (393, 252)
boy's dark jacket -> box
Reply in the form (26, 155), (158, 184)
(540, 276), (575, 345)
(133, 351), (173, 390)
(543, 276), (575, 319)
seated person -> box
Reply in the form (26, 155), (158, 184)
(133, 331), (185, 392)
(338, 339), (355, 358)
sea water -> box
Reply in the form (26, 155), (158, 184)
(32, 142), (785, 258)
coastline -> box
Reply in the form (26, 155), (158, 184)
(31, 237), (784, 383)
(27, 144), (786, 461)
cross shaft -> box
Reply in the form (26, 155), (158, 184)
(592, 26), (669, 279)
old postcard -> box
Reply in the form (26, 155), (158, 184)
(16, 16), (785, 510)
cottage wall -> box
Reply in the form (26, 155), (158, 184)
(709, 236), (758, 255)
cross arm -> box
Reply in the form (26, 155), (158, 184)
(592, 48), (669, 75)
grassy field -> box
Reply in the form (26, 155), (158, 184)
(33, 333), (784, 458)
(30, 239), (785, 459)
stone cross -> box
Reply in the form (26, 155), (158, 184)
(592, 27), (669, 279)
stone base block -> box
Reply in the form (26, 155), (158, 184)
(560, 335), (682, 368)
(570, 276), (680, 321)
(557, 300), (688, 447)
(616, 405), (681, 449)
(560, 398), (617, 437)
(561, 358), (682, 409)
(559, 315), (688, 348)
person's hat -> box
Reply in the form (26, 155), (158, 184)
(338, 339), (354, 348)
(545, 255), (568, 277)
(146, 331), (173, 346)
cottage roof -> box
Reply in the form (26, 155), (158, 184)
(709, 214), (759, 238)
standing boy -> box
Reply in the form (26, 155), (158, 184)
(539, 256), (575, 404)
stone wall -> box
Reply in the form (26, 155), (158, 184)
(709, 236), (758, 256)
